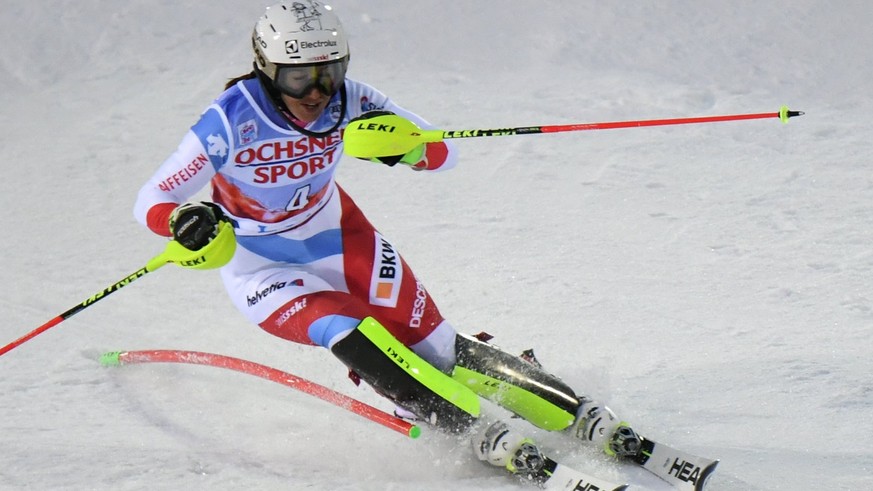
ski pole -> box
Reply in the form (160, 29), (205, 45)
(343, 106), (805, 159)
(0, 222), (236, 358)
(0, 258), (168, 358)
(100, 349), (421, 439)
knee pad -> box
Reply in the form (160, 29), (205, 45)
(451, 334), (579, 431)
(330, 317), (480, 432)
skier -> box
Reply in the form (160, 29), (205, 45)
(134, 1), (642, 481)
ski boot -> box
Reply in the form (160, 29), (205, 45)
(473, 421), (549, 483)
(570, 397), (642, 458)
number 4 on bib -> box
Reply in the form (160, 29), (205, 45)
(286, 184), (311, 211)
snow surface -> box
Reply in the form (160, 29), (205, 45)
(2, 1), (872, 489)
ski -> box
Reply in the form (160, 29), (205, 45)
(541, 456), (629, 490)
(508, 349), (718, 490)
(632, 437), (718, 491)
(536, 436), (717, 491)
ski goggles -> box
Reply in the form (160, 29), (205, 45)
(273, 57), (349, 99)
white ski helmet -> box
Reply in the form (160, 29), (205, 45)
(252, 2), (350, 98)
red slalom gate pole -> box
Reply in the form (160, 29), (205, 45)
(100, 349), (421, 439)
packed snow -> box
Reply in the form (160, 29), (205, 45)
(2, 1), (871, 489)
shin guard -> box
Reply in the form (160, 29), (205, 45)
(452, 333), (579, 431)
(330, 317), (479, 432)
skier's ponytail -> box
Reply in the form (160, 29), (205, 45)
(224, 71), (256, 91)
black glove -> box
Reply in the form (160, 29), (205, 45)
(348, 110), (424, 166)
(169, 202), (227, 250)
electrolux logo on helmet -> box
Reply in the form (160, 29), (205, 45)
(286, 39), (337, 54)
(304, 39), (338, 50)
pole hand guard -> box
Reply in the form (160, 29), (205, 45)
(343, 112), (442, 159)
(155, 220), (237, 271)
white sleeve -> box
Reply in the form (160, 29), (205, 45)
(133, 130), (217, 228)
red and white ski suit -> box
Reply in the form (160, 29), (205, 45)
(134, 77), (459, 370)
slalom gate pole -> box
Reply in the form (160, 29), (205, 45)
(342, 106), (804, 159)
(100, 349), (421, 439)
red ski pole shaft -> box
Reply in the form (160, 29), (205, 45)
(2, 229), (236, 359)
(538, 109), (802, 133)
(0, 256), (169, 358)
(439, 106), (804, 139)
